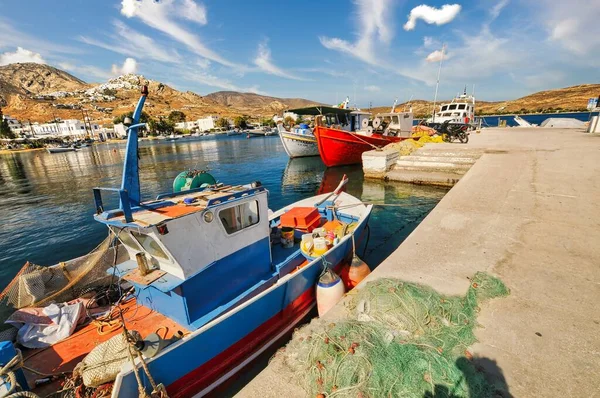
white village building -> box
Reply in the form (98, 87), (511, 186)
(175, 116), (221, 132)
(31, 119), (100, 138)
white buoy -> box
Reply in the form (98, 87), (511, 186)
(316, 268), (345, 317)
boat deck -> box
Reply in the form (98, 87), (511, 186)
(104, 184), (262, 227)
(23, 298), (187, 394)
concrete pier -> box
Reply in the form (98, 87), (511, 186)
(237, 128), (600, 398)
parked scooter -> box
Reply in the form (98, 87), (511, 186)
(437, 120), (469, 143)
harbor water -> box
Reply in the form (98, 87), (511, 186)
(0, 135), (447, 288)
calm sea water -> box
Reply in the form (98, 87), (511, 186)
(0, 135), (447, 287)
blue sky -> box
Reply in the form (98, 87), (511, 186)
(0, 0), (598, 106)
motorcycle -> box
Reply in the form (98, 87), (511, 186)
(437, 120), (469, 144)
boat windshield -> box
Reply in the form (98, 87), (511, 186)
(131, 231), (170, 260)
(219, 200), (260, 234)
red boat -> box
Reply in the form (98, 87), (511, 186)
(314, 125), (405, 167)
(287, 105), (413, 168)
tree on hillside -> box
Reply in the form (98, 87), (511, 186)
(216, 117), (230, 129)
(234, 116), (248, 129)
(168, 110), (186, 123)
(0, 108), (15, 139)
(113, 111), (150, 125)
(148, 117), (175, 135)
(260, 118), (276, 128)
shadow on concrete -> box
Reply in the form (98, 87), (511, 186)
(424, 356), (512, 398)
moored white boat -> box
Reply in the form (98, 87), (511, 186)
(278, 123), (319, 158)
(47, 145), (77, 153)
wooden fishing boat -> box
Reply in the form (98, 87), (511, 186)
(278, 125), (319, 158)
(2, 85), (372, 397)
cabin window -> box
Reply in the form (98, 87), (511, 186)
(219, 200), (260, 235)
(131, 231), (170, 260)
(449, 104), (457, 110)
(119, 231), (141, 251)
(458, 104), (466, 109)
(441, 106), (448, 111)
(392, 116), (399, 124)
(442, 113), (451, 117)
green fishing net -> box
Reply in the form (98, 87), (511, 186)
(276, 272), (509, 397)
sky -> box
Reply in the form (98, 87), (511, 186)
(0, 0), (598, 107)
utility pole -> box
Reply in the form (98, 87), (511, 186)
(431, 44), (446, 123)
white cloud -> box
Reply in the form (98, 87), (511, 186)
(111, 58), (138, 75)
(179, 0), (207, 24)
(58, 62), (113, 81)
(80, 21), (181, 64)
(320, 0), (395, 66)
(403, 4), (462, 31)
(180, 68), (266, 94)
(364, 85), (381, 92)
(0, 47), (46, 65)
(425, 49), (450, 63)
(533, 0), (600, 55)
(253, 41), (305, 80)
(490, 0), (510, 21)
(120, 0), (238, 68)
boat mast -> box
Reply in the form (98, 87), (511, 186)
(431, 44), (446, 123)
(120, 84), (148, 208)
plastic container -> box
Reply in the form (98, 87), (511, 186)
(301, 234), (314, 253)
(313, 237), (328, 256)
(280, 207), (321, 232)
(281, 227), (294, 248)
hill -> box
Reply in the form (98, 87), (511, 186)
(204, 91), (321, 114)
(0, 63), (320, 124)
(371, 84), (599, 118)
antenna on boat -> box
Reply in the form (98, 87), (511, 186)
(120, 83), (149, 209)
(391, 98), (398, 113)
(431, 43), (446, 123)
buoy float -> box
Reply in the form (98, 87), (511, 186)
(316, 268), (345, 317)
(340, 255), (371, 290)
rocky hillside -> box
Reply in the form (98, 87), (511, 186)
(372, 84), (600, 118)
(204, 91), (321, 113)
(0, 63), (319, 124)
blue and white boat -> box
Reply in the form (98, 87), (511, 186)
(88, 86), (372, 396)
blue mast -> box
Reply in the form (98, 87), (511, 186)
(120, 85), (148, 208)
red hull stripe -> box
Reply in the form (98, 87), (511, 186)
(167, 288), (315, 397)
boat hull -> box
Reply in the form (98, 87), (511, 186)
(314, 126), (403, 167)
(279, 131), (319, 158)
(47, 147), (77, 153)
(112, 202), (371, 397)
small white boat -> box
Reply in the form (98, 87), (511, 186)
(47, 146), (77, 154)
(166, 134), (180, 141)
(278, 124), (319, 158)
(226, 130), (242, 136)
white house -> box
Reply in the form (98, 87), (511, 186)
(174, 116), (220, 132)
(32, 119), (100, 138)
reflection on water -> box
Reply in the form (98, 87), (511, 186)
(0, 135), (447, 287)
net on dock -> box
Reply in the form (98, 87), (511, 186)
(0, 234), (123, 338)
(276, 272), (509, 398)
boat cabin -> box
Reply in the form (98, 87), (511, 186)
(429, 91), (475, 124)
(93, 183), (281, 330)
(287, 106), (370, 133)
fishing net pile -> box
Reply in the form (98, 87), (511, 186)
(275, 272), (509, 397)
(0, 235), (124, 340)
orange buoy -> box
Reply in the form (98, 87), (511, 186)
(340, 256), (371, 289)
(316, 269), (345, 317)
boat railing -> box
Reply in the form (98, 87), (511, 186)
(92, 187), (134, 222)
